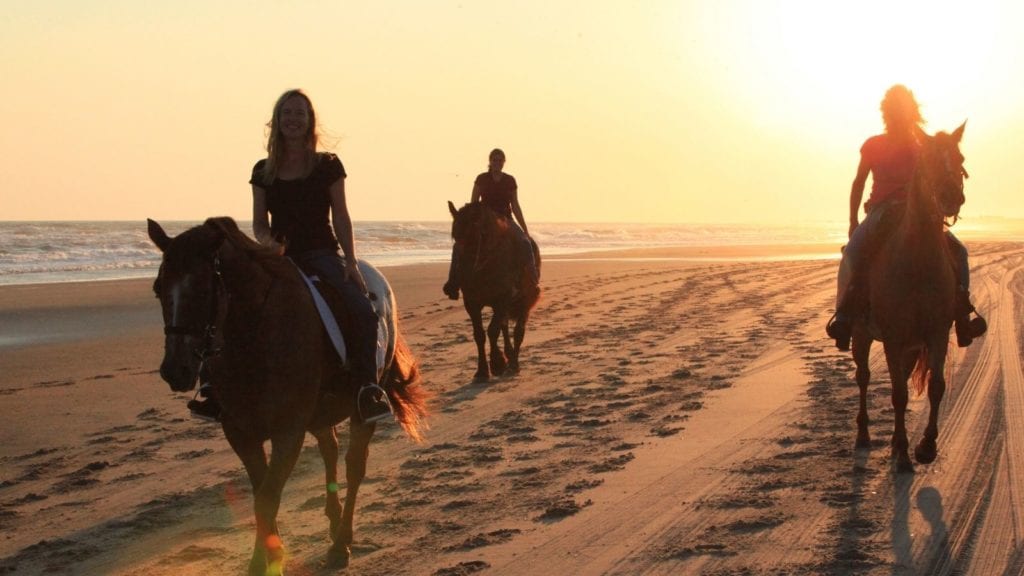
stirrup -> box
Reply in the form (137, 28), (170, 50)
(358, 384), (393, 424)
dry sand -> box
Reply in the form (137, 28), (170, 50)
(1, 241), (1023, 575)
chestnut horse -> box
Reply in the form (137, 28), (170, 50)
(147, 217), (427, 574)
(850, 123), (968, 473)
(448, 201), (541, 382)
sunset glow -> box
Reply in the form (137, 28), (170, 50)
(2, 1), (1023, 225)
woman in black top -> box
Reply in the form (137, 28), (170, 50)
(196, 89), (391, 423)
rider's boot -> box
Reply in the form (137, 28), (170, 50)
(826, 282), (863, 352)
(357, 382), (393, 424)
(955, 289), (987, 347)
(187, 363), (221, 422)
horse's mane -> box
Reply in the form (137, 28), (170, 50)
(452, 202), (510, 243)
(203, 217), (295, 278)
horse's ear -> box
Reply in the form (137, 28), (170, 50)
(952, 120), (967, 143)
(448, 201), (458, 218)
(147, 218), (171, 253)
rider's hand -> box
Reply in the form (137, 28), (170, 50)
(344, 259), (368, 294)
(848, 220), (858, 239)
(267, 239), (285, 256)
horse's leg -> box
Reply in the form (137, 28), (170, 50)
(328, 419), (377, 568)
(249, 429), (305, 576)
(310, 426), (342, 541)
(488, 310), (508, 376)
(852, 330), (872, 449)
(222, 427), (272, 573)
(884, 343), (914, 474)
(468, 305), (489, 382)
(501, 316), (514, 372)
(915, 341), (948, 464)
(507, 314), (525, 375)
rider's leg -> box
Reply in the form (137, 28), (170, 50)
(510, 223), (538, 289)
(827, 215), (874, 350)
(948, 232), (987, 347)
(298, 250), (392, 422)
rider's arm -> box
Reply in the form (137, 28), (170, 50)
(329, 176), (367, 293)
(470, 180), (482, 203)
(510, 190), (529, 236)
(849, 156), (870, 238)
(252, 185), (284, 253)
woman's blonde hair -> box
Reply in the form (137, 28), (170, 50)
(261, 89), (319, 184)
(880, 84), (924, 135)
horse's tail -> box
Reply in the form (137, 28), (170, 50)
(385, 330), (429, 443)
(910, 347), (930, 397)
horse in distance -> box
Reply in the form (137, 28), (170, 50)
(447, 201), (541, 382)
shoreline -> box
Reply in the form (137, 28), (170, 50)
(0, 242), (846, 290)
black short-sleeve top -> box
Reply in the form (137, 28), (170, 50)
(474, 171), (517, 218)
(250, 153), (346, 255)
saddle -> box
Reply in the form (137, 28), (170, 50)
(290, 260), (394, 384)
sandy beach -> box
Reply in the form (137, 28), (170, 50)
(2, 240), (1024, 575)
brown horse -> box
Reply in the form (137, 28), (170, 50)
(147, 217), (427, 575)
(448, 201), (541, 382)
(850, 123), (968, 473)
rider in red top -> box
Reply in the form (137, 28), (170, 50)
(826, 85), (986, 351)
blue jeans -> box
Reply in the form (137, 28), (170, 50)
(290, 249), (378, 384)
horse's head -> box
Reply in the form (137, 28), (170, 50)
(920, 122), (968, 222)
(147, 218), (229, 392)
(448, 201), (509, 249)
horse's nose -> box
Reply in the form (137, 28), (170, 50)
(160, 357), (196, 392)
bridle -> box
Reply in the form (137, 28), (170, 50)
(919, 134), (967, 228)
(161, 255), (227, 364)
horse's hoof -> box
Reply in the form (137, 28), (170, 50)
(473, 374), (489, 384)
(915, 440), (937, 464)
(855, 435), (871, 450)
(326, 545), (351, 569)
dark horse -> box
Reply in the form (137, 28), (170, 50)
(448, 201), (541, 382)
(147, 217), (428, 574)
(850, 123), (968, 473)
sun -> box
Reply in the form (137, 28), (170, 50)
(695, 0), (1012, 140)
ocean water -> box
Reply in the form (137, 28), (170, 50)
(0, 218), (988, 287)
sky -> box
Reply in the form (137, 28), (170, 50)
(2, 0), (1023, 225)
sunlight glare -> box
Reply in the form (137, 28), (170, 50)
(707, 0), (1008, 139)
